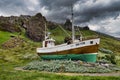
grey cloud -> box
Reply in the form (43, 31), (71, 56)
(72, 0), (120, 23)
(40, 0), (80, 10)
(0, 0), (25, 15)
(0, 0), (120, 37)
(1, 0), (120, 23)
(39, 0), (120, 25)
(0, 0), (40, 16)
(39, 0), (81, 23)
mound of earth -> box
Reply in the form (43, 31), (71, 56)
(2, 37), (25, 49)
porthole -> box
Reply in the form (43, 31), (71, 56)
(90, 41), (93, 44)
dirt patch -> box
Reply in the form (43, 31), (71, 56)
(56, 72), (120, 77)
(15, 67), (120, 77)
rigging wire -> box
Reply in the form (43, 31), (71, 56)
(76, 27), (83, 40)
(58, 25), (71, 37)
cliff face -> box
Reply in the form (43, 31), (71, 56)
(26, 13), (46, 41)
(0, 13), (49, 41)
(0, 13), (81, 42)
(64, 19), (72, 31)
(0, 16), (21, 32)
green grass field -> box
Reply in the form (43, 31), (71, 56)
(0, 31), (13, 44)
(0, 62), (120, 80)
(0, 26), (120, 80)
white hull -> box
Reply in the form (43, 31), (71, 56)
(37, 38), (100, 55)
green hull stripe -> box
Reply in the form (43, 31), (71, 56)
(40, 53), (97, 62)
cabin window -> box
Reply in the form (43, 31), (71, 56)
(76, 43), (79, 46)
(80, 42), (85, 45)
(90, 41), (93, 44)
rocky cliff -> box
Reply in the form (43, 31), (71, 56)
(64, 19), (72, 31)
(0, 13), (90, 42)
(0, 16), (21, 32)
(25, 13), (46, 41)
(0, 13), (58, 41)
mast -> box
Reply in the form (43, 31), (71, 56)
(71, 5), (75, 42)
(44, 23), (47, 40)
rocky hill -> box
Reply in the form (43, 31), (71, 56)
(0, 13), (59, 41)
(64, 19), (72, 31)
(0, 16), (21, 32)
(0, 13), (120, 53)
(25, 13), (46, 41)
(116, 38), (120, 41)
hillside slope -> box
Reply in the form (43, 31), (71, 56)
(0, 26), (120, 54)
(0, 25), (120, 80)
(0, 15), (120, 65)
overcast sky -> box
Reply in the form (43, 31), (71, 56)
(0, 0), (120, 37)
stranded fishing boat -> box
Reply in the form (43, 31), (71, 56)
(37, 6), (100, 62)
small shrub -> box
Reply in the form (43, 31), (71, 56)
(23, 60), (120, 73)
(105, 54), (116, 64)
(99, 48), (113, 54)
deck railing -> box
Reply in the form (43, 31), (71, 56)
(82, 36), (99, 41)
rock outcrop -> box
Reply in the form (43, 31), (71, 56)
(82, 26), (89, 30)
(47, 21), (58, 30)
(26, 13), (47, 41)
(0, 16), (21, 32)
(64, 19), (72, 31)
(0, 13), (48, 42)
(0, 13), (80, 42)
(0, 22), (21, 32)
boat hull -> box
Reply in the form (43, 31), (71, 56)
(40, 53), (97, 62)
(37, 38), (100, 62)
(37, 44), (99, 55)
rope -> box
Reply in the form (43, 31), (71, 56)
(58, 25), (71, 37)
(76, 27), (83, 40)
